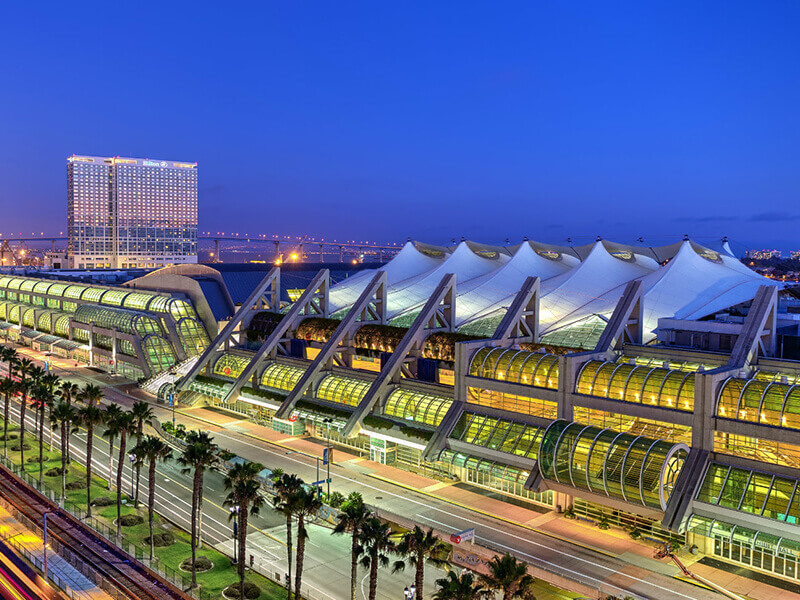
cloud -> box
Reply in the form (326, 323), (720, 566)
(674, 216), (740, 223)
(750, 211), (800, 222)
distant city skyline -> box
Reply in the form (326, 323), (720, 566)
(3, 3), (800, 249)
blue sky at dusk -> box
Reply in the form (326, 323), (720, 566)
(2, 2), (800, 250)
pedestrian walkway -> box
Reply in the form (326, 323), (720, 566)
(0, 503), (111, 600)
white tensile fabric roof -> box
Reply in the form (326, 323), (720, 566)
(326, 238), (777, 341)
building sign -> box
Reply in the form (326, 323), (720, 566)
(142, 160), (169, 167)
(450, 528), (475, 544)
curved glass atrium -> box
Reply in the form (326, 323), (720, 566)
(538, 419), (689, 510)
(469, 347), (559, 389)
(717, 378), (800, 430)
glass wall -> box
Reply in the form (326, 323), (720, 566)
(384, 389), (451, 427)
(466, 386), (557, 419)
(689, 515), (800, 581)
(261, 362), (306, 391)
(717, 377), (800, 430)
(576, 359), (695, 411)
(213, 353), (253, 379)
(450, 412), (543, 460)
(696, 462), (800, 524)
(437, 450), (554, 507)
(316, 375), (371, 407)
(538, 419), (688, 510)
(714, 431), (800, 470)
(468, 347), (559, 390)
(573, 407), (692, 446)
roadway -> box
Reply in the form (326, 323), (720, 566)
(1, 350), (724, 600)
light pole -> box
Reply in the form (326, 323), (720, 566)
(229, 505), (240, 564)
(323, 418), (333, 497)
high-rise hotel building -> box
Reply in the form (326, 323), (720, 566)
(67, 155), (198, 269)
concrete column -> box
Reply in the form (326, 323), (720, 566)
(339, 245), (344, 263)
(214, 239), (220, 262)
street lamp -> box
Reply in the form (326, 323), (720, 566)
(323, 418), (333, 497)
(229, 505), (240, 564)
(43, 512), (49, 580)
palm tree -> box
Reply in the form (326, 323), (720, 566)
(293, 486), (322, 600)
(224, 461), (266, 600)
(57, 381), (79, 454)
(393, 526), (450, 600)
(333, 491), (372, 600)
(112, 411), (135, 541)
(177, 431), (218, 588)
(132, 436), (172, 561)
(273, 472), (303, 600)
(77, 403), (105, 517)
(15, 358), (34, 468)
(50, 402), (76, 501)
(479, 553), (537, 600)
(34, 382), (57, 486)
(77, 383), (103, 407)
(101, 404), (122, 491)
(358, 516), (396, 600)
(130, 401), (155, 508)
(0, 348), (17, 383)
(433, 571), (486, 600)
(0, 378), (17, 459)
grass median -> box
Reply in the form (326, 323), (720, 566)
(0, 420), (284, 600)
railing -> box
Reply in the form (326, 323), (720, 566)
(140, 356), (199, 395)
(0, 454), (215, 600)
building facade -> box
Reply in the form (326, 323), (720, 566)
(170, 245), (800, 587)
(67, 155), (198, 269)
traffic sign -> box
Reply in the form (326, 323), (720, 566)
(311, 478), (332, 486)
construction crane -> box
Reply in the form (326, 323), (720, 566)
(654, 542), (746, 600)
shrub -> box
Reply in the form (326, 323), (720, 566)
(66, 480), (87, 490)
(628, 527), (642, 540)
(10, 444), (31, 452)
(224, 582), (261, 600)
(363, 415), (394, 431)
(26, 456), (45, 463)
(119, 514), (144, 527)
(325, 491), (346, 509)
(180, 556), (213, 572)
(563, 507), (576, 519)
(0, 434), (18, 441)
(92, 496), (114, 507)
(146, 531), (176, 547)
(45, 467), (65, 477)
(218, 450), (236, 462)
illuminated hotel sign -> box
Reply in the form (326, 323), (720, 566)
(142, 160), (169, 167)
(68, 156), (94, 163)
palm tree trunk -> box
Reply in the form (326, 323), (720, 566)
(19, 396), (26, 469)
(350, 533), (358, 600)
(107, 434), (114, 491)
(197, 483), (205, 550)
(286, 515), (293, 600)
(415, 551), (424, 600)
(38, 403), (44, 486)
(60, 421), (66, 501)
(190, 468), (201, 588)
(239, 506), (248, 600)
(369, 550), (378, 600)
(134, 428), (142, 508)
(86, 427), (94, 518)
(115, 431), (126, 541)
(149, 460), (156, 561)
(294, 515), (306, 600)
(3, 392), (9, 460)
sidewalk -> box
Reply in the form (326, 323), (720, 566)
(0, 503), (111, 600)
(178, 404), (800, 600)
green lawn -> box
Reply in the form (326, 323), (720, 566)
(0, 420), (285, 600)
